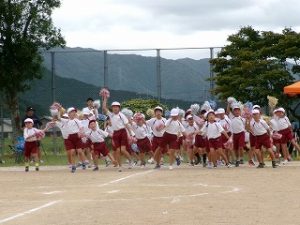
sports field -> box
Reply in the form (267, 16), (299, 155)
(0, 163), (300, 225)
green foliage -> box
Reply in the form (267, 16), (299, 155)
(121, 99), (168, 118)
(0, 0), (65, 135)
(211, 26), (296, 107)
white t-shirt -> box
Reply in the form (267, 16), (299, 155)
(270, 118), (279, 132)
(231, 116), (245, 134)
(107, 111), (129, 131)
(132, 123), (151, 140)
(23, 128), (40, 142)
(185, 122), (199, 135)
(218, 116), (232, 133)
(146, 117), (166, 137)
(55, 121), (70, 139)
(164, 119), (185, 135)
(275, 116), (291, 131)
(250, 119), (270, 136)
(201, 122), (224, 139)
(61, 118), (82, 134)
(105, 125), (114, 136)
(86, 128), (108, 143)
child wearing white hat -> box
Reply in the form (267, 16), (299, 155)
(157, 108), (186, 170)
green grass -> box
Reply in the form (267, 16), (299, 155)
(0, 136), (67, 167)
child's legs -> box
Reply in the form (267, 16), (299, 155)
(280, 144), (289, 160)
(217, 149), (228, 164)
(210, 149), (216, 165)
(115, 148), (121, 166)
(139, 152), (145, 164)
(187, 147), (194, 162)
(267, 148), (275, 160)
(168, 149), (176, 165)
(120, 145), (131, 160)
(254, 149), (263, 163)
(67, 149), (75, 165)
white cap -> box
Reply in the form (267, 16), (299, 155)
(154, 106), (163, 111)
(62, 113), (69, 118)
(170, 108), (179, 116)
(82, 108), (90, 115)
(252, 105), (261, 110)
(67, 107), (77, 113)
(274, 107), (285, 113)
(206, 109), (215, 118)
(186, 114), (193, 120)
(24, 118), (34, 123)
(232, 103), (240, 109)
(252, 109), (260, 114)
(111, 101), (121, 107)
(215, 108), (225, 114)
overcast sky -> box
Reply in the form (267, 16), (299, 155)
(53, 0), (300, 59)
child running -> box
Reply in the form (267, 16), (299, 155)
(85, 120), (117, 171)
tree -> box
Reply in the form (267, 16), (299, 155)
(210, 26), (295, 110)
(121, 99), (168, 119)
(0, 0), (65, 140)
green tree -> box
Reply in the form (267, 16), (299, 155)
(0, 0), (65, 140)
(211, 26), (295, 110)
(121, 99), (168, 119)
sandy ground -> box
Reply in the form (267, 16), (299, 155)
(0, 162), (300, 225)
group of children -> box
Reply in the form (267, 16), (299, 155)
(22, 93), (299, 172)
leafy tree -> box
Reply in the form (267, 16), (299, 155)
(121, 99), (168, 119)
(0, 0), (65, 139)
(211, 26), (295, 110)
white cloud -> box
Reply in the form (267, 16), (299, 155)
(52, 0), (300, 59)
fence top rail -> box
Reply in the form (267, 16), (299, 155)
(44, 46), (224, 54)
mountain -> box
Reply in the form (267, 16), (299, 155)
(18, 68), (194, 116)
(41, 47), (212, 102)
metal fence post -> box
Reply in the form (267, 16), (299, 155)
(209, 47), (215, 99)
(0, 99), (4, 163)
(104, 50), (108, 87)
(156, 49), (162, 102)
(50, 52), (58, 155)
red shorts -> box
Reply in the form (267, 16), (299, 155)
(220, 133), (230, 149)
(194, 134), (206, 148)
(208, 137), (223, 150)
(249, 133), (256, 148)
(137, 137), (152, 153)
(152, 136), (164, 152)
(24, 141), (38, 158)
(160, 132), (180, 150)
(273, 137), (281, 145)
(278, 128), (294, 144)
(233, 131), (245, 151)
(81, 139), (91, 149)
(112, 128), (128, 149)
(178, 136), (183, 147)
(93, 142), (109, 157)
(65, 133), (83, 150)
(255, 133), (271, 149)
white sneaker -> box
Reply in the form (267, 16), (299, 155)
(282, 159), (288, 165)
(118, 166), (122, 172)
(148, 158), (154, 164)
(169, 165), (173, 170)
(207, 162), (213, 169)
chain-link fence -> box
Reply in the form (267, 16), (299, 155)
(0, 47), (221, 158)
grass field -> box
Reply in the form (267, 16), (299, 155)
(0, 162), (300, 225)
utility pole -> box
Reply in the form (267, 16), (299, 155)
(50, 52), (57, 155)
(156, 49), (162, 102)
(104, 50), (108, 87)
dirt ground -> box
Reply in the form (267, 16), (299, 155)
(0, 162), (300, 225)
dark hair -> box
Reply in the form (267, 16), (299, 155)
(200, 110), (206, 115)
(86, 97), (94, 102)
(26, 106), (34, 112)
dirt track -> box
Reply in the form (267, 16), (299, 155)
(0, 162), (300, 225)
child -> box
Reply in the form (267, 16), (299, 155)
(274, 107), (300, 164)
(230, 104), (246, 167)
(59, 107), (87, 173)
(55, 113), (72, 166)
(102, 99), (134, 172)
(184, 115), (199, 166)
(201, 110), (232, 168)
(249, 110), (277, 168)
(193, 110), (208, 167)
(158, 108), (186, 170)
(216, 108), (234, 164)
(23, 118), (47, 172)
(86, 120), (116, 171)
(132, 113), (153, 167)
(83, 97), (99, 119)
(146, 106), (167, 166)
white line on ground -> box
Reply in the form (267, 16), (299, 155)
(0, 200), (62, 224)
(107, 190), (120, 194)
(42, 191), (64, 195)
(98, 170), (154, 187)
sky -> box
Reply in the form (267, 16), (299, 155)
(52, 0), (300, 59)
